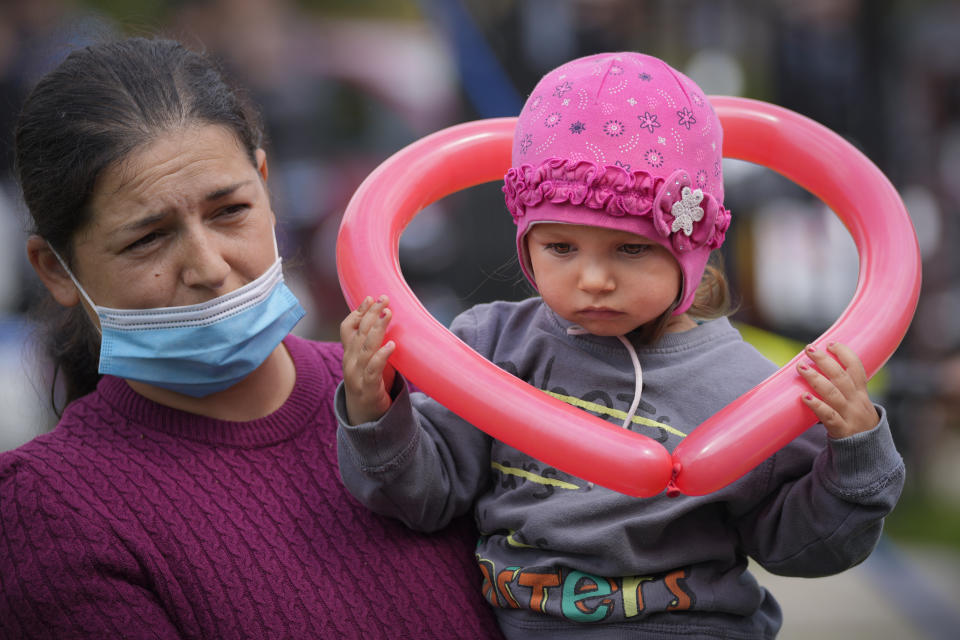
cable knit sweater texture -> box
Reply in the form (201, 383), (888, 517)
(0, 336), (502, 639)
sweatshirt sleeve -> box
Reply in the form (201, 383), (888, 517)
(336, 308), (494, 532)
(0, 456), (181, 640)
(731, 405), (905, 577)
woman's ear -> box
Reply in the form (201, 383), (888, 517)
(256, 148), (268, 181)
(26, 235), (81, 307)
(254, 148), (277, 229)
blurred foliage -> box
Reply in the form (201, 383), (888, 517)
(885, 494), (960, 551)
(736, 322), (890, 396)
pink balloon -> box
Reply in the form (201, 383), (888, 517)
(336, 98), (921, 497)
(337, 118), (673, 497)
(670, 97), (921, 495)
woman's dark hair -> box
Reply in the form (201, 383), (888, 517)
(15, 37), (264, 413)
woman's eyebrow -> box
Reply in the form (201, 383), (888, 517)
(114, 181), (253, 235)
(205, 180), (250, 201)
(117, 211), (169, 234)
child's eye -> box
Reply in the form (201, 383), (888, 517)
(621, 244), (651, 255)
(545, 242), (573, 255)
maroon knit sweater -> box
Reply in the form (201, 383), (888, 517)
(0, 336), (503, 639)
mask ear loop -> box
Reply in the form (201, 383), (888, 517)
(47, 243), (103, 335)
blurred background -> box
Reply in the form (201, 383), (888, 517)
(1, 0), (958, 637)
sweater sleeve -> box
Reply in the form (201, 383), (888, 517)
(336, 307), (493, 532)
(0, 455), (182, 640)
(731, 405), (905, 577)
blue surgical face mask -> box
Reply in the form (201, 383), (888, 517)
(51, 237), (305, 397)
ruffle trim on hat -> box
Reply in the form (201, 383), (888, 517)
(503, 158), (730, 253)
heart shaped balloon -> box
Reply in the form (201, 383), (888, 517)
(336, 97), (921, 497)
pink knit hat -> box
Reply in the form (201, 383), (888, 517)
(503, 52), (730, 315)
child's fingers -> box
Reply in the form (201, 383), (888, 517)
(364, 340), (396, 381)
(826, 342), (868, 387)
(803, 345), (858, 398)
(341, 297), (392, 388)
(343, 331), (397, 426)
(801, 392), (845, 433)
(798, 343), (880, 438)
(342, 296), (389, 352)
(355, 296), (390, 343)
(796, 360), (847, 410)
(358, 307), (393, 361)
(340, 296), (374, 342)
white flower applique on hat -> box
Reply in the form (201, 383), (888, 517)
(670, 186), (704, 236)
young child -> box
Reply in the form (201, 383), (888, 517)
(337, 52), (904, 639)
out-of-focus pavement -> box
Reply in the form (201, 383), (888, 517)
(755, 538), (960, 639)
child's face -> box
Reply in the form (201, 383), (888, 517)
(526, 223), (682, 336)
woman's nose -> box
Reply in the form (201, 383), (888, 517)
(180, 231), (230, 290)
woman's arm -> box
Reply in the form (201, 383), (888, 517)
(1, 459), (182, 639)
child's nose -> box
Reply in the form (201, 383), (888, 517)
(578, 260), (615, 293)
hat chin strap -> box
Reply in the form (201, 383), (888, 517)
(566, 324), (644, 492)
(615, 333), (644, 429)
(565, 326), (643, 430)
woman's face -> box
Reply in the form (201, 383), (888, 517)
(70, 124), (275, 311)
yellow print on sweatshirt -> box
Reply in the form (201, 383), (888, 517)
(542, 390), (687, 438)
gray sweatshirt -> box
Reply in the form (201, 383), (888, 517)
(336, 298), (904, 639)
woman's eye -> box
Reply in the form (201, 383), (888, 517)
(621, 244), (650, 255)
(219, 203), (250, 217)
(125, 232), (161, 251)
(545, 242), (572, 254)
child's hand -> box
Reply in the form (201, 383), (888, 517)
(340, 295), (397, 425)
(797, 342), (880, 439)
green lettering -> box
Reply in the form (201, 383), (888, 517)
(561, 570), (617, 622)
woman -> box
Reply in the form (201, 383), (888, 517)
(0, 37), (502, 639)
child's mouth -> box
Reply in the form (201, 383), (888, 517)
(577, 307), (623, 319)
